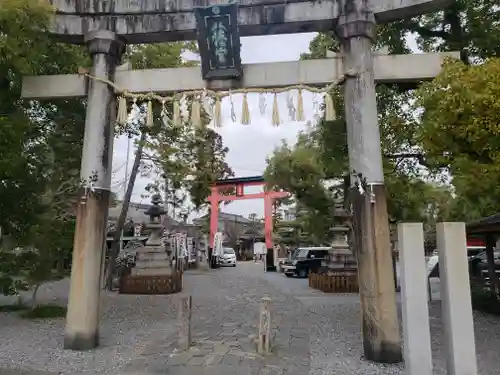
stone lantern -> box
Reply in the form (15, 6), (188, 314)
(119, 194), (182, 294)
(145, 194), (166, 224)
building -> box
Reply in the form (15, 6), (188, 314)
(192, 212), (253, 233)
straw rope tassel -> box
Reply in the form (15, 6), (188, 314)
(297, 89), (305, 121)
(146, 100), (154, 127)
(161, 101), (169, 127)
(214, 96), (222, 127)
(325, 92), (336, 121)
(241, 93), (251, 125)
(117, 96), (128, 125)
(191, 98), (201, 128)
(173, 100), (180, 127)
(272, 93), (280, 126)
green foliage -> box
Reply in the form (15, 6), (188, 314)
(470, 284), (500, 316)
(383, 0), (500, 60)
(20, 304), (67, 319)
(265, 135), (335, 244)
(142, 111), (233, 219)
(0, 0), (87, 295)
(126, 42), (198, 70)
(415, 58), (500, 219)
(0, 303), (27, 312)
(300, 31), (339, 60)
(0, 0), (54, 77)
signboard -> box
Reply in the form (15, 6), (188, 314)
(187, 237), (195, 263)
(236, 184), (244, 197)
(194, 2), (243, 80)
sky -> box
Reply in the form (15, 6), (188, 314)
(111, 33), (319, 221)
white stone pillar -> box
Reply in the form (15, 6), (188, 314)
(436, 222), (477, 375)
(398, 223), (432, 375)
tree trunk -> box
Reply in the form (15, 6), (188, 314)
(105, 131), (147, 290)
(31, 284), (40, 310)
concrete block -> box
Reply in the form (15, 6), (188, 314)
(398, 223), (432, 375)
(436, 222), (477, 375)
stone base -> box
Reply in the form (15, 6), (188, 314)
(64, 330), (99, 350)
(119, 273), (182, 294)
(363, 330), (403, 364)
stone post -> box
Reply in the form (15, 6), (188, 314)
(64, 30), (125, 350)
(436, 223), (477, 375)
(257, 296), (272, 354)
(398, 223), (433, 375)
(177, 295), (192, 350)
(336, 0), (401, 363)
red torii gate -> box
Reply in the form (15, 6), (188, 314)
(208, 176), (288, 270)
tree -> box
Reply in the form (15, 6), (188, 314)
(376, 0), (500, 220)
(1, 0), (90, 300)
(414, 58), (500, 219)
(265, 134), (336, 244)
(248, 213), (260, 223)
(142, 115), (233, 218)
(379, 0), (500, 61)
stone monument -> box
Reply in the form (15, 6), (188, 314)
(119, 194), (182, 294)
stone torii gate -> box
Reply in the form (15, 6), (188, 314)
(22, 0), (455, 363)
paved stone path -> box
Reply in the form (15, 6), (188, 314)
(122, 262), (312, 375)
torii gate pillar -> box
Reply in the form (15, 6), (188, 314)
(64, 30), (125, 351)
(336, 0), (401, 363)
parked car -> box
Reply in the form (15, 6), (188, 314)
(282, 247), (330, 278)
(470, 250), (500, 280)
(427, 250), (500, 300)
(220, 247), (237, 267)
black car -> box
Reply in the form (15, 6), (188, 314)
(282, 247), (330, 278)
(427, 250), (500, 280)
(470, 250), (500, 280)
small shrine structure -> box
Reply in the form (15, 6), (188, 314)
(119, 194), (182, 294)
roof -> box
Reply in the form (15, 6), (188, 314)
(108, 201), (150, 222)
(214, 175), (264, 186)
(467, 213), (500, 235)
(193, 212), (252, 224)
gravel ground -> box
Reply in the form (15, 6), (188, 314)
(261, 271), (500, 375)
(1, 263), (499, 375)
(0, 280), (178, 374)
